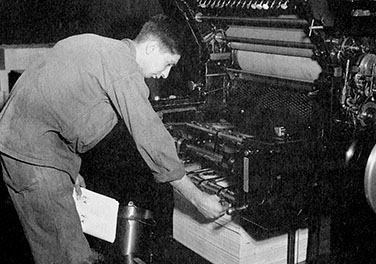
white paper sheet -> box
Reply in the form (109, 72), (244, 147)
(73, 188), (119, 243)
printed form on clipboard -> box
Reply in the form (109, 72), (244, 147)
(72, 188), (119, 243)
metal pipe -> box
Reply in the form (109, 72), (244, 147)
(226, 68), (314, 91)
(229, 42), (313, 58)
(186, 144), (224, 164)
(195, 13), (308, 28)
(189, 172), (236, 203)
(225, 36), (314, 49)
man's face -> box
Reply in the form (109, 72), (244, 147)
(142, 42), (181, 79)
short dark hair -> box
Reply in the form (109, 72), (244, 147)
(135, 14), (183, 55)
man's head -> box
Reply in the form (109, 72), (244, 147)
(134, 14), (183, 79)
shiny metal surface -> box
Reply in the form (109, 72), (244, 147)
(365, 143), (376, 213)
(357, 53), (376, 76)
(116, 202), (155, 256)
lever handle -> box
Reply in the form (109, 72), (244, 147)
(226, 204), (249, 215)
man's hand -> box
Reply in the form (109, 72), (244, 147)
(170, 174), (229, 219)
(192, 191), (229, 219)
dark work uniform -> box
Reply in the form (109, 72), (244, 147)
(0, 34), (185, 264)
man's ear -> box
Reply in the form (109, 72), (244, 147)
(145, 40), (160, 55)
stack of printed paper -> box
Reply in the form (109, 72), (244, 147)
(173, 193), (308, 264)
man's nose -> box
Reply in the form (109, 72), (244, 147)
(161, 66), (172, 79)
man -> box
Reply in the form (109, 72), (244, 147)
(0, 14), (228, 264)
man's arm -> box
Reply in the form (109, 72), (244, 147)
(108, 76), (228, 219)
(170, 174), (229, 219)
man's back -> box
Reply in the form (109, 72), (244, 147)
(0, 34), (141, 178)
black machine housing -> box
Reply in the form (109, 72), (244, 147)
(154, 0), (376, 240)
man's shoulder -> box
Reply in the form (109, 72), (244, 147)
(54, 34), (132, 62)
(53, 34), (138, 77)
(57, 33), (119, 46)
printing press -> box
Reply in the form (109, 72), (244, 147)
(2, 0), (376, 263)
(152, 0), (376, 262)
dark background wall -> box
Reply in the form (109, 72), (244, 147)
(0, 0), (164, 44)
(0, 0), (200, 99)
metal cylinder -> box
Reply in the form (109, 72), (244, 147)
(116, 201), (155, 256)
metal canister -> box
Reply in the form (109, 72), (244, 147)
(115, 201), (156, 256)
